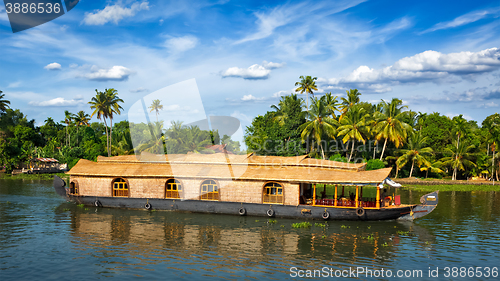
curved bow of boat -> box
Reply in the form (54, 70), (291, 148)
(398, 191), (439, 221)
(53, 175), (69, 200)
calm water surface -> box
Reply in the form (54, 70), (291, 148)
(0, 179), (499, 280)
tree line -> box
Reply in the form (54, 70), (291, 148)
(0, 89), (241, 173)
(244, 76), (500, 180)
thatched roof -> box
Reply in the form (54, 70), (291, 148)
(68, 153), (391, 185)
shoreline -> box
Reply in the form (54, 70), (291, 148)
(0, 172), (70, 181)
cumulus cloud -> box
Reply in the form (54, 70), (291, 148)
(241, 94), (266, 101)
(83, 1), (149, 25)
(130, 87), (148, 93)
(82, 65), (133, 81)
(221, 61), (285, 80)
(44, 62), (61, 70)
(324, 47), (500, 92)
(165, 35), (198, 53)
(29, 96), (85, 107)
(420, 7), (500, 34)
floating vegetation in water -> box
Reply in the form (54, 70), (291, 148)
(382, 242), (389, 247)
(314, 223), (326, 228)
(367, 226), (371, 229)
(280, 225), (285, 228)
(63, 208), (70, 211)
(292, 222), (312, 228)
(268, 219), (277, 224)
(397, 230), (410, 236)
(84, 208), (89, 211)
(364, 234), (375, 240)
(77, 204), (85, 208)
(255, 220), (260, 222)
(341, 225), (350, 229)
(322, 235), (327, 239)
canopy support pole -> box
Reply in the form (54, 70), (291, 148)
(334, 185), (338, 206)
(355, 186), (359, 208)
(312, 184), (316, 206)
(376, 185), (381, 209)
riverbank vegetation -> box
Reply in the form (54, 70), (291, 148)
(1, 76), (500, 183)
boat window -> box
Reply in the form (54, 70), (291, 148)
(200, 179), (219, 201)
(69, 181), (78, 195)
(166, 179), (182, 199)
(112, 178), (129, 197)
(263, 182), (283, 204)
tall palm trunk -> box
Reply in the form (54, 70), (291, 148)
(409, 159), (415, 178)
(110, 118), (113, 156)
(103, 117), (110, 157)
(372, 141), (377, 159)
(379, 138), (388, 160)
(348, 140), (355, 163)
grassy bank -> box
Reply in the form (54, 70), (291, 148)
(0, 172), (69, 181)
(401, 185), (500, 192)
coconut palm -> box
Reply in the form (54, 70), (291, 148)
(270, 94), (304, 126)
(105, 88), (124, 156)
(420, 160), (445, 179)
(396, 131), (433, 178)
(62, 110), (73, 147)
(322, 92), (341, 118)
(294, 75), (317, 112)
(298, 97), (337, 159)
(374, 98), (411, 160)
(441, 140), (477, 180)
(73, 111), (91, 145)
(0, 91), (10, 113)
(149, 99), (163, 122)
(89, 90), (111, 156)
(336, 104), (371, 162)
(339, 89), (361, 121)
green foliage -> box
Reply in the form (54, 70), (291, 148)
(366, 159), (385, 170)
(292, 222), (312, 228)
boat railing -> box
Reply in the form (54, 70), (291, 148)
(314, 198), (377, 207)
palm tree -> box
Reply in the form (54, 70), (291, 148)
(149, 99), (163, 122)
(73, 111), (91, 145)
(339, 89), (361, 120)
(421, 160), (445, 179)
(451, 114), (469, 180)
(396, 131), (433, 178)
(294, 75), (317, 112)
(298, 98), (337, 159)
(322, 92), (341, 118)
(62, 110), (73, 147)
(336, 104), (370, 162)
(270, 94), (304, 126)
(374, 98), (411, 160)
(105, 88), (124, 156)
(0, 91), (10, 113)
(441, 140), (477, 180)
(89, 90), (111, 156)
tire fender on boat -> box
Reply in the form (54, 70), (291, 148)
(356, 207), (365, 217)
(266, 209), (275, 217)
(238, 207), (246, 216)
(145, 203), (152, 210)
(94, 200), (101, 207)
(322, 210), (330, 220)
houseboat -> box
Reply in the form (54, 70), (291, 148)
(53, 153), (438, 221)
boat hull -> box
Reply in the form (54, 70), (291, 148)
(53, 176), (436, 221)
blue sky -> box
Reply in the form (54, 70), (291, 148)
(1, 0), (500, 143)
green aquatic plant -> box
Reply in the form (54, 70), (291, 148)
(280, 225), (285, 228)
(382, 242), (389, 247)
(367, 226), (371, 229)
(397, 230), (410, 236)
(255, 220), (260, 222)
(292, 222), (312, 228)
(341, 225), (350, 229)
(364, 234), (375, 240)
(63, 208), (70, 211)
(268, 219), (277, 224)
(314, 223), (326, 228)
(77, 204), (85, 208)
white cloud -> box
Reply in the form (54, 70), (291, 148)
(241, 94), (266, 101)
(44, 62), (62, 70)
(420, 7), (500, 34)
(272, 90), (288, 98)
(83, 1), (150, 25)
(165, 35), (198, 53)
(82, 65), (133, 81)
(29, 97), (85, 107)
(324, 47), (500, 92)
(130, 87), (148, 93)
(7, 81), (21, 88)
(221, 61), (285, 80)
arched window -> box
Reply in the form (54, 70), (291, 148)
(166, 178), (182, 199)
(263, 182), (283, 204)
(112, 178), (129, 197)
(200, 179), (219, 201)
(69, 181), (78, 195)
